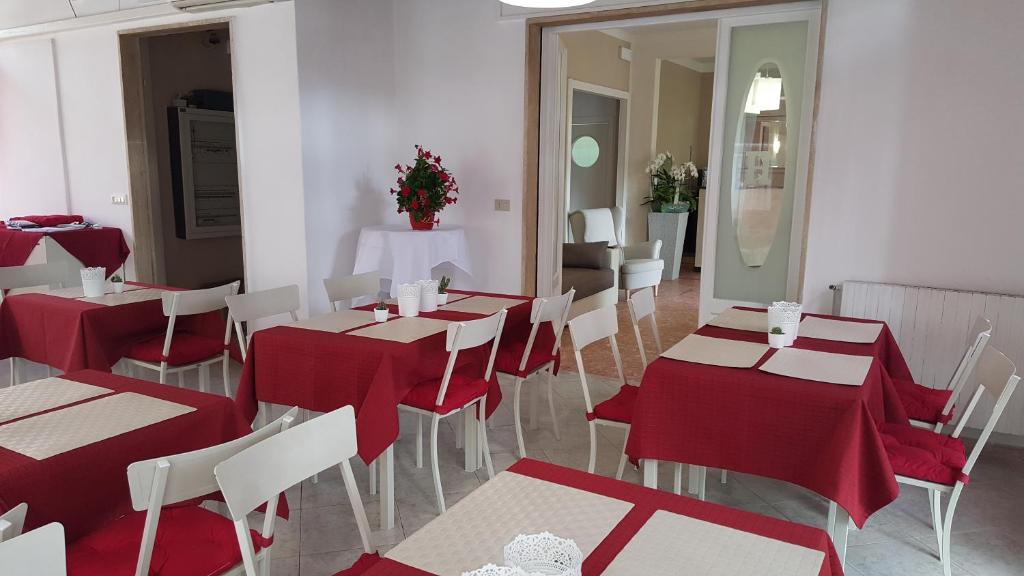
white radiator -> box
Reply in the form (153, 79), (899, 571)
(836, 281), (1024, 437)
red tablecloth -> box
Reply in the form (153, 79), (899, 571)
(0, 226), (130, 276)
(0, 283), (229, 373)
(0, 370), (254, 541)
(363, 459), (843, 576)
(625, 311), (912, 528)
(235, 291), (552, 464)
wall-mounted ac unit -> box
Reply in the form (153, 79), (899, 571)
(171, 0), (276, 13)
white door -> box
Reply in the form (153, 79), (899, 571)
(569, 90), (620, 215)
(699, 9), (820, 323)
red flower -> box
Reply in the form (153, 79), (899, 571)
(434, 156), (442, 164)
(411, 199), (419, 210)
(439, 172), (450, 182)
(400, 187), (410, 197)
(423, 151), (433, 160)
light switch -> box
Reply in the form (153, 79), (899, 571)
(111, 195), (129, 205)
(494, 199), (511, 212)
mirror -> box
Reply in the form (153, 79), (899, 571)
(731, 63), (787, 267)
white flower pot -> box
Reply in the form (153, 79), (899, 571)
(80, 267), (106, 298)
(768, 332), (787, 349)
(397, 296), (420, 317)
(374, 308), (389, 322)
(112, 282), (125, 294)
(418, 279), (439, 312)
(436, 292), (449, 305)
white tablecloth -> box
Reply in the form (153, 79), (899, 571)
(353, 226), (472, 297)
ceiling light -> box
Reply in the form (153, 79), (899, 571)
(501, 0), (597, 8)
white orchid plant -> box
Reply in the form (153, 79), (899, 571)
(643, 151), (699, 212)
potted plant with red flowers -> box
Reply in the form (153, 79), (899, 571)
(390, 145), (459, 231)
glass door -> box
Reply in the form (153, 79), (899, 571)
(699, 10), (820, 323)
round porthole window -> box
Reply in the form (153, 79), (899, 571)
(571, 136), (600, 168)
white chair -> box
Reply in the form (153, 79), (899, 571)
(880, 346), (1019, 576)
(399, 310), (507, 514)
(494, 289), (574, 458)
(65, 407), (298, 576)
(225, 285), (301, 357)
(215, 406), (377, 576)
(896, 316), (992, 432)
(0, 522), (66, 576)
(123, 281), (239, 393)
(568, 207), (664, 298)
(0, 262), (73, 386)
(324, 272), (381, 311)
(628, 288), (725, 494)
(567, 305), (636, 480)
(0, 503), (28, 543)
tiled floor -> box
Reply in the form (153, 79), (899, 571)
(5, 285), (1024, 575)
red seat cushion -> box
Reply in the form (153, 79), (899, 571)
(125, 332), (224, 366)
(494, 339), (558, 378)
(588, 384), (638, 424)
(401, 374), (490, 414)
(67, 506), (266, 576)
(333, 553), (382, 575)
(893, 378), (955, 424)
(881, 423), (968, 486)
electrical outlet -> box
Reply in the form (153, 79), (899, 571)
(494, 199), (511, 212)
(111, 195), (128, 205)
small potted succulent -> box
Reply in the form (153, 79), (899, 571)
(374, 298), (389, 323)
(436, 275), (451, 305)
(110, 274), (125, 294)
(768, 326), (787, 349)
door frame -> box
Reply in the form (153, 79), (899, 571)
(699, 8), (821, 323)
(523, 0), (827, 296)
(567, 79), (631, 221)
(118, 19), (247, 287)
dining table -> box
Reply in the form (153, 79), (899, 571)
(234, 289), (555, 530)
(625, 308), (914, 566)
(0, 370), (262, 542)
(0, 224), (130, 276)
(365, 458), (843, 575)
(0, 282), (229, 375)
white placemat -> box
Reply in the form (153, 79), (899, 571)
(386, 471), (633, 575)
(287, 310), (389, 334)
(0, 392), (195, 460)
(604, 510), (825, 576)
(799, 316), (884, 344)
(347, 316), (452, 343)
(79, 288), (164, 306)
(8, 284), (144, 299)
(437, 296), (527, 316)
(386, 293), (473, 306)
(0, 377), (111, 424)
(707, 308), (769, 332)
(759, 347), (872, 386)
(661, 334), (769, 368)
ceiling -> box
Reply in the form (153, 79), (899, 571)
(0, 0), (165, 31)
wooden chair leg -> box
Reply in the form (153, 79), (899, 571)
(615, 435), (628, 480)
(528, 379), (539, 431)
(368, 459), (377, 496)
(159, 363), (168, 385)
(454, 412), (464, 450)
(9, 358), (17, 387)
(430, 415), (445, 514)
(929, 489), (943, 560)
(478, 399), (495, 479)
(513, 376), (526, 458)
(546, 368), (560, 440)
(587, 422), (597, 474)
(222, 357), (231, 396)
(673, 464), (684, 495)
(416, 414), (424, 468)
(720, 469), (728, 484)
(199, 364), (209, 393)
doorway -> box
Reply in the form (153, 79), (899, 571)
(568, 87), (626, 216)
(120, 23), (245, 290)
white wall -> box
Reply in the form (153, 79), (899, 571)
(295, 0), (397, 314)
(801, 0), (1024, 312)
(294, 0), (526, 311)
(0, 38), (67, 217)
(0, 3), (308, 312)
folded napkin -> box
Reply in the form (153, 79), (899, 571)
(10, 214), (85, 227)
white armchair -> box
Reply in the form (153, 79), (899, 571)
(568, 207), (664, 297)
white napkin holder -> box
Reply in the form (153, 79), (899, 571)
(504, 532), (583, 576)
(768, 302), (802, 346)
(79, 267), (106, 298)
(397, 283), (421, 318)
(418, 279), (439, 313)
